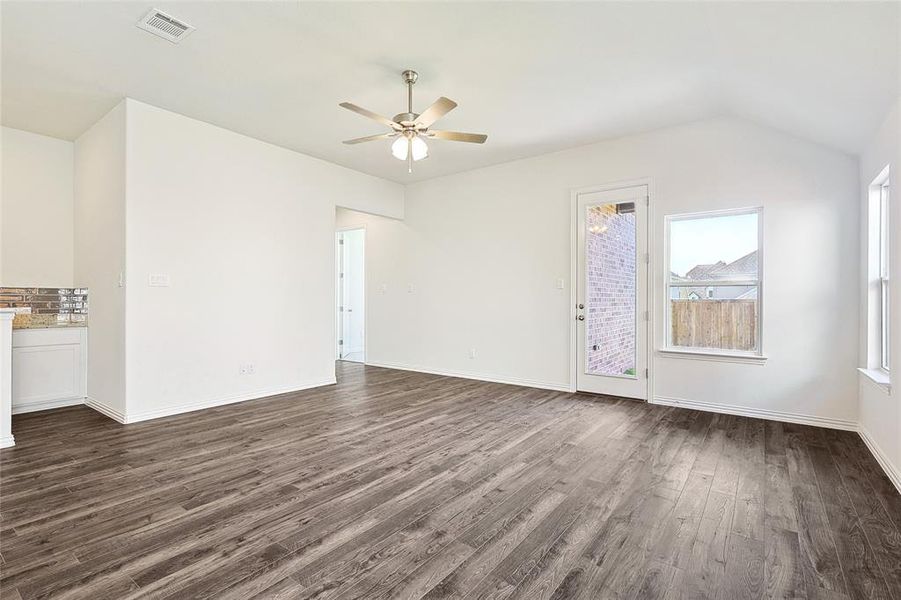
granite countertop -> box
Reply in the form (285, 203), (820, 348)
(12, 314), (88, 330)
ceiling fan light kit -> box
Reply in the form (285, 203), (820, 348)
(341, 69), (487, 173)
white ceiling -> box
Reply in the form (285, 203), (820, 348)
(2, 1), (898, 183)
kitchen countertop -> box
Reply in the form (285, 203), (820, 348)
(12, 314), (88, 330)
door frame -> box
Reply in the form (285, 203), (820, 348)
(569, 177), (655, 398)
(335, 226), (367, 362)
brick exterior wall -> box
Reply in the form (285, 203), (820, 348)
(586, 205), (636, 376)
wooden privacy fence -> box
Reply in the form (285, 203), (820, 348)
(671, 299), (757, 351)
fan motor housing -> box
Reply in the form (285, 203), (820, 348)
(393, 112), (419, 127)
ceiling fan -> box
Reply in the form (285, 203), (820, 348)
(340, 70), (488, 173)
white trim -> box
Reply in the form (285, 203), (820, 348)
(12, 396), (84, 415)
(651, 395), (857, 431)
(85, 397), (127, 424)
(569, 177), (654, 397)
(858, 367), (892, 394)
(124, 378), (337, 423)
(663, 206), (764, 357)
(858, 424), (901, 495)
(658, 348), (768, 365)
(669, 279), (759, 288)
(365, 361), (571, 393)
(0, 434), (15, 449)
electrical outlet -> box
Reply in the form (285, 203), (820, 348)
(469, 348), (476, 359)
(240, 363), (256, 375)
(148, 273), (170, 287)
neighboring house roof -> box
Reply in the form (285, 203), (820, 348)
(682, 251), (758, 281)
(675, 251), (759, 300)
(711, 250), (758, 280)
(685, 261), (726, 280)
(734, 287), (758, 300)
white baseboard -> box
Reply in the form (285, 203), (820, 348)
(651, 395), (857, 431)
(364, 360), (571, 393)
(12, 396), (84, 415)
(0, 434), (15, 449)
(85, 397), (127, 424)
(858, 425), (901, 495)
(123, 378), (337, 424)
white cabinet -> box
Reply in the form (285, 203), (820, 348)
(12, 327), (87, 414)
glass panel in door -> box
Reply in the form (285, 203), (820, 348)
(585, 202), (637, 378)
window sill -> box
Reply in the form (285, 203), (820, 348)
(858, 368), (892, 394)
(657, 348), (768, 365)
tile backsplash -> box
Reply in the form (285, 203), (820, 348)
(0, 287), (89, 327)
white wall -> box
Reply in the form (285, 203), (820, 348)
(74, 101), (127, 417)
(1, 126), (74, 287)
(356, 117), (860, 426)
(122, 100), (403, 420)
(858, 97), (900, 489)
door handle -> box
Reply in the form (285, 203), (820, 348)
(576, 315), (585, 321)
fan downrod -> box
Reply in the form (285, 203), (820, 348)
(395, 69), (420, 125)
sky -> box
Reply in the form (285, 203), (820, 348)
(669, 212), (758, 277)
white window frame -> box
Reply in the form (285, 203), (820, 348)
(861, 167), (891, 391)
(878, 177), (891, 373)
(662, 206), (765, 361)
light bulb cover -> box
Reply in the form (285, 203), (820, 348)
(391, 134), (429, 162)
(410, 136), (428, 161)
(391, 136), (408, 161)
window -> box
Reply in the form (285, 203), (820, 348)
(665, 208), (762, 355)
(877, 175), (891, 372)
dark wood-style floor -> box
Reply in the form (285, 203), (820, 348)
(1, 363), (900, 600)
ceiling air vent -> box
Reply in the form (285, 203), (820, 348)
(136, 8), (195, 44)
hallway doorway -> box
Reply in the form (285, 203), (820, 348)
(336, 228), (365, 362)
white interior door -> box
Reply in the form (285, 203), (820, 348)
(337, 229), (365, 361)
(575, 185), (648, 399)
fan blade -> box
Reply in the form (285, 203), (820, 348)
(426, 130), (488, 144)
(342, 133), (397, 145)
(414, 97), (457, 127)
(339, 102), (401, 130)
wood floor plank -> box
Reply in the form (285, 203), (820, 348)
(764, 527), (806, 600)
(0, 362), (897, 600)
(807, 444), (893, 600)
(717, 533), (765, 600)
(784, 425), (849, 598)
(820, 430), (901, 598)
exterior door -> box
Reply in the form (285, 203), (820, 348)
(575, 185), (648, 399)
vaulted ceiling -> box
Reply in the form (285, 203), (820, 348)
(2, 1), (898, 183)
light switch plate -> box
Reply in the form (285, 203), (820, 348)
(148, 274), (171, 287)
